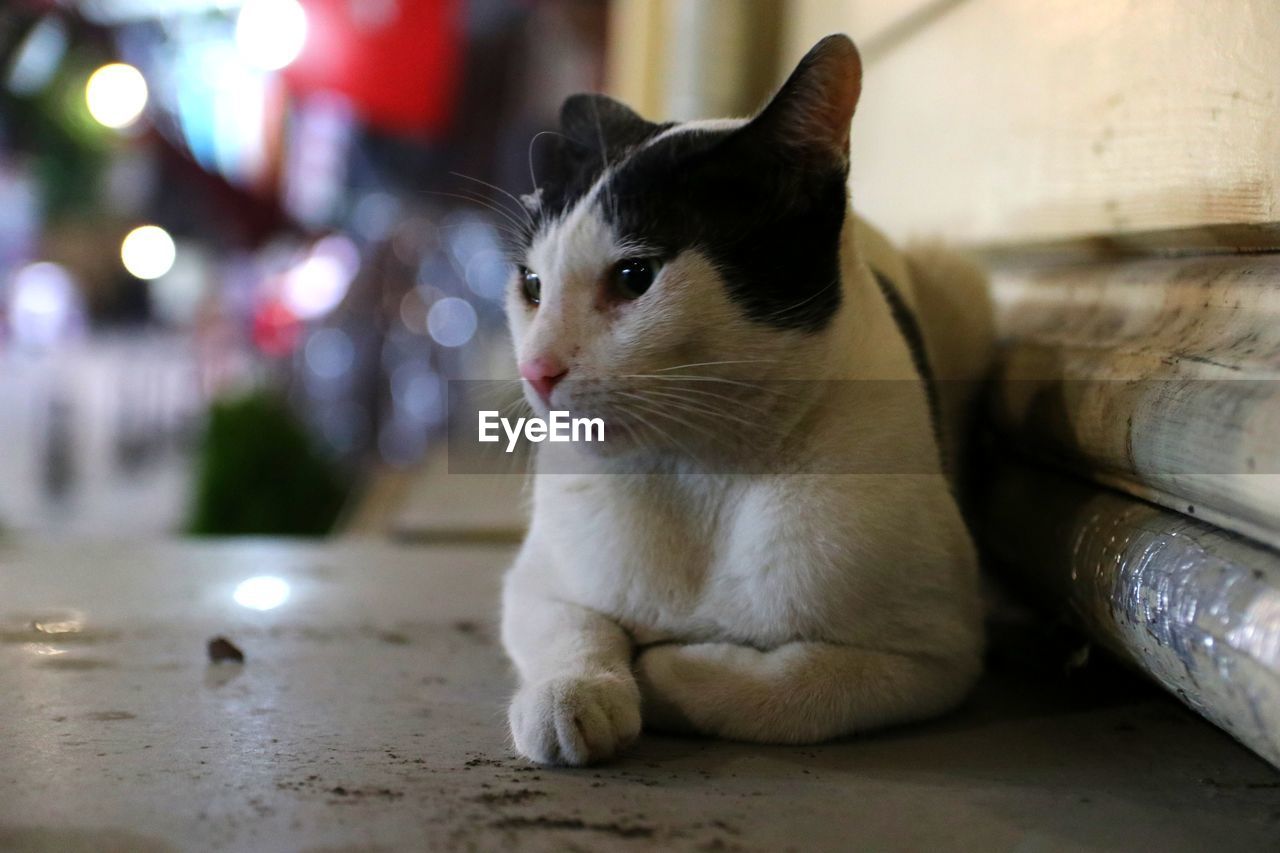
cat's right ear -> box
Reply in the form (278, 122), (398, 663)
(559, 94), (661, 162)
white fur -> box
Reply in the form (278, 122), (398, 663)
(501, 178), (989, 764)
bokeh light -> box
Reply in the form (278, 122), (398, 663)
(236, 0), (308, 71)
(121, 225), (177, 280)
(391, 362), (443, 421)
(305, 328), (355, 380)
(233, 575), (291, 611)
(426, 297), (478, 348)
(465, 250), (511, 302)
(85, 62), (148, 129)
(283, 235), (360, 320)
(8, 262), (80, 349)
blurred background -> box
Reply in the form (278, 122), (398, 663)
(0, 0), (807, 540)
(0, 0), (815, 539)
(8, 0), (1270, 549)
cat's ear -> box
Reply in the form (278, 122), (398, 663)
(559, 93), (661, 161)
(526, 95), (660, 211)
(743, 35), (861, 162)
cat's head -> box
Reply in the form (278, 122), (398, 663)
(507, 35), (861, 438)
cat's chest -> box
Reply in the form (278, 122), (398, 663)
(537, 474), (828, 644)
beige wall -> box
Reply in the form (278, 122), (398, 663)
(606, 0), (785, 121)
(781, 0), (945, 67)
(611, 0), (1280, 250)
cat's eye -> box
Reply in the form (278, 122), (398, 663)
(518, 266), (541, 306)
(610, 258), (657, 300)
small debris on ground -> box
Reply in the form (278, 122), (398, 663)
(207, 636), (245, 663)
(471, 788), (547, 806)
(328, 786), (404, 801)
(489, 815), (655, 839)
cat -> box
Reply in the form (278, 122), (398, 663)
(499, 34), (993, 765)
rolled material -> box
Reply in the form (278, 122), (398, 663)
(990, 253), (1280, 550)
(982, 458), (1280, 768)
(991, 345), (1280, 550)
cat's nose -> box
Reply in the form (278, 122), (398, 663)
(519, 356), (569, 404)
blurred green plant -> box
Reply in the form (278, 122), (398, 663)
(5, 57), (114, 222)
(187, 392), (350, 536)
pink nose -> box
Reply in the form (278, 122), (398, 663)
(519, 356), (568, 404)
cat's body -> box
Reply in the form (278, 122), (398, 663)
(500, 36), (992, 764)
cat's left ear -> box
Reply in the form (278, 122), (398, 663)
(742, 34), (862, 163)
(559, 93), (662, 161)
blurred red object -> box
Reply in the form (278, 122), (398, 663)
(285, 0), (464, 136)
(252, 298), (301, 357)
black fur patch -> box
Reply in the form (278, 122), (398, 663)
(871, 268), (944, 462)
(523, 123), (848, 333)
(601, 127), (847, 332)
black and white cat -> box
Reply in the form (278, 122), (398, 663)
(500, 35), (993, 765)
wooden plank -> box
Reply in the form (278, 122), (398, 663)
(993, 254), (1280, 374)
(982, 458), (1280, 769)
(989, 253), (1280, 549)
(980, 223), (1280, 266)
(845, 0), (1280, 246)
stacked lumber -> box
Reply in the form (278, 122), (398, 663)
(988, 253), (1280, 550)
(980, 252), (1280, 767)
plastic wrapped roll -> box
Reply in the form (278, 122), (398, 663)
(982, 457), (1280, 768)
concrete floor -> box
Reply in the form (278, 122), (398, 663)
(1, 539), (1277, 852)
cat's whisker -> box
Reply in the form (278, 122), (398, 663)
(757, 276), (842, 325)
(526, 129), (572, 196)
(472, 379), (524, 407)
(450, 189), (530, 236)
(623, 374), (801, 404)
(466, 387), (533, 478)
(611, 396), (697, 459)
(609, 414), (652, 460)
(637, 380), (789, 413)
(498, 393), (532, 422)
(628, 405), (722, 451)
(435, 215), (526, 249)
(424, 189), (530, 237)
(627, 388), (764, 433)
(621, 374), (760, 390)
(653, 359), (777, 373)
(609, 401), (662, 453)
(431, 208), (523, 240)
(437, 225), (526, 257)
(468, 376), (518, 394)
(613, 391), (722, 443)
(448, 171), (535, 227)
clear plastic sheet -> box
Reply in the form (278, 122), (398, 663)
(984, 458), (1280, 768)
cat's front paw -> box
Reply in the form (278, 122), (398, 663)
(508, 672), (642, 766)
